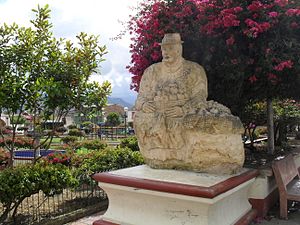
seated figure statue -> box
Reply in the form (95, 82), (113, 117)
(134, 33), (244, 174)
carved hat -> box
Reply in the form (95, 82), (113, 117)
(159, 33), (184, 45)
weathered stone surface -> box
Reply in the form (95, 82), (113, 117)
(134, 33), (244, 174)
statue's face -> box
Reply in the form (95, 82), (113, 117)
(161, 44), (182, 64)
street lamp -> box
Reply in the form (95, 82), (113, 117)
(124, 107), (128, 138)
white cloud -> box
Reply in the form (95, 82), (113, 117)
(0, 0), (140, 104)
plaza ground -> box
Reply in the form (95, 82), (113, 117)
(66, 208), (300, 225)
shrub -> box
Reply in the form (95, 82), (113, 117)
(68, 124), (77, 129)
(73, 147), (144, 184)
(119, 136), (139, 151)
(105, 112), (121, 127)
(5, 125), (13, 130)
(76, 147), (91, 155)
(10, 116), (26, 125)
(45, 152), (71, 166)
(76, 139), (107, 150)
(0, 137), (34, 149)
(81, 121), (93, 134)
(68, 129), (84, 137)
(71, 148), (93, 167)
(61, 136), (78, 144)
(0, 163), (78, 223)
(56, 126), (67, 133)
(0, 148), (10, 167)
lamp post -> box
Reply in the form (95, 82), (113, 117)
(124, 107), (128, 138)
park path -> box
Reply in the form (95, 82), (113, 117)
(65, 210), (300, 225)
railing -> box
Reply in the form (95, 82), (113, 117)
(0, 181), (107, 225)
(96, 126), (133, 140)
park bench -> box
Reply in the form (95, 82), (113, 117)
(272, 154), (300, 219)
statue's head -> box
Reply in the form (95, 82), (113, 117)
(160, 33), (183, 65)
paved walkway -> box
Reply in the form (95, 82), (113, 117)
(65, 211), (104, 225)
(66, 210), (300, 225)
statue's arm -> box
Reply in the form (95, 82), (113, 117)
(135, 66), (155, 112)
(182, 64), (208, 114)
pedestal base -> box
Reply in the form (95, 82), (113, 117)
(93, 165), (258, 225)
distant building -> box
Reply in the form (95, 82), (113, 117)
(0, 114), (10, 126)
(104, 104), (125, 118)
(103, 104), (135, 124)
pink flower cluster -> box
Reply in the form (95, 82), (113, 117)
(46, 152), (70, 165)
(274, 60), (294, 71)
(244, 19), (271, 38)
(127, 0), (300, 91)
(285, 8), (300, 16)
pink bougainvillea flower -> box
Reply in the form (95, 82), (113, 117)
(231, 59), (238, 64)
(127, 0), (300, 94)
(265, 48), (271, 54)
(268, 73), (277, 80)
(268, 11), (279, 18)
(249, 75), (258, 83)
(275, 0), (289, 7)
(226, 35), (235, 45)
(247, 1), (263, 12)
(290, 22), (299, 29)
(274, 60), (293, 71)
(268, 73), (279, 84)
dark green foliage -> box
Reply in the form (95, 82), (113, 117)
(0, 163), (78, 222)
(73, 147), (144, 184)
(68, 129), (84, 137)
(67, 124), (77, 129)
(119, 136), (139, 151)
(0, 137), (33, 149)
(0, 148), (10, 166)
(10, 116), (26, 125)
(105, 112), (121, 127)
(81, 121), (93, 134)
(76, 139), (107, 150)
(60, 136), (78, 144)
(56, 126), (67, 133)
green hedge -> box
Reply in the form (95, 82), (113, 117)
(73, 147), (144, 184)
(119, 136), (139, 151)
(76, 139), (107, 150)
(61, 135), (78, 144)
(0, 163), (78, 223)
(68, 129), (84, 137)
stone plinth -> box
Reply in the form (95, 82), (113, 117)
(93, 165), (258, 225)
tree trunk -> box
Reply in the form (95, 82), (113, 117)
(267, 98), (275, 154)
(276, 120), (287, 146)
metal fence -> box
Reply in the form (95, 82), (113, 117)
(0, 181), (107, 225)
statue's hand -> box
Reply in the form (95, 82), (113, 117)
(165, 106), (184, 118)
(142, 101), (156, 113)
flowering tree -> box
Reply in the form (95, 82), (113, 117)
(127, 0), (300, 154)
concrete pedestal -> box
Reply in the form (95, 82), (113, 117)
(93, 165), (258, 225)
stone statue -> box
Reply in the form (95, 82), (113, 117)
(134, 33), (245, 174)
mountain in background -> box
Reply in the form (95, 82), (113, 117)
(107, 96), (134, 109)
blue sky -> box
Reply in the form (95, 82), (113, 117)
(0, 0), (141, 104)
